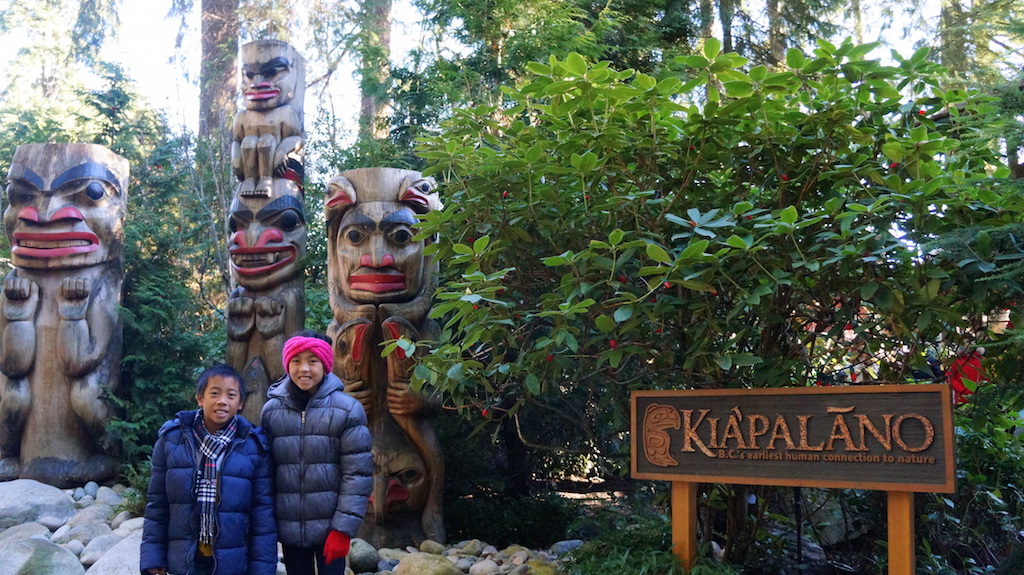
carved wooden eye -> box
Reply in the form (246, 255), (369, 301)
(346, 228), (366, 243)
(274, 209), (302, 232)
(389, 228), (413, 244)
(84, 182), (105, 201)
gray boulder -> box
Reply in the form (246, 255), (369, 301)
(394, 552), (462, 575)
(84, 531), (141, 575)
(0, 536), (86, 575)
(0, 522), (51, 547)
(66, 503), (114, 528)
(349, 537), (382, 573)
(51, 522), (112, 546)
(80, 533), (124, 565)
(0, 480), (75, 530)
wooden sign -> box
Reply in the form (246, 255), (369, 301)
(632, 384), (955, 493)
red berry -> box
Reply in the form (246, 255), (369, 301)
(546, 354), (554, 362)
(609, 339), (618, 349)
(845, 323), (853, 330)
(711, 291), (718, 297)
(650, 297), (657, 303)
(918, 110), (925, 115)
(744, 215), (753, 220)
(780, 174), (790, 182)
(889, 162), (899, 169)
(473, 305), (479, 310)
(502, 191), (509, 198)
(663, 281), (671, 289)
(617, 275), (627, 283)
(654, 328), (663, 334)
(482, 409), (490, 417)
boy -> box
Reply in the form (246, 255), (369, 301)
(261, 330), (373, 574)
(140, 364), (277, 575)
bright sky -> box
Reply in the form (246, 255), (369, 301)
(106, 0), (427, 137)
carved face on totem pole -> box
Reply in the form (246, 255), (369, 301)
(326, 173), (439, 305)
(4, 144), (128, 269)
(228, 194), (307, 291)
(240, 40), (304, 112)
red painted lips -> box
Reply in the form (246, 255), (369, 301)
(349, 273), (407, 292)
(12, 232), (98, 257)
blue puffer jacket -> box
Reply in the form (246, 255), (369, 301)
(140, 410), (277, 575)
(261, 372), (373, 547)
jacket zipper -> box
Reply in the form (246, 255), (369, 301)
(299, 408), (306, 544)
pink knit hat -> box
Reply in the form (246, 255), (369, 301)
(282, 336), (334, 371)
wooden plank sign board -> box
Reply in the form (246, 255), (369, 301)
(632, 384), (955, 493)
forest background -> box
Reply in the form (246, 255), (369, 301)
(2, 0), (1024, 573)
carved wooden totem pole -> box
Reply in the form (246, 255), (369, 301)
(226, 39), (307, 423)
(326, 168), (444, 546)
(0, 143), (127, 487)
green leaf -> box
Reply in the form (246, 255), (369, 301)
(526, 61), (552, 76)
(524, 373), (541, 395)
(564, 52), (587, 76)
(596, 314), (616, 333)
(646, 243), (673, 264)
(473, 236), (491, 252)
(704, 37), (721, 59)
(609, 228), (625, 245)
(726, 234), (750, 249)
(613, 306), (634, 323)
(780, 206), (798, 225)
(785, 48), (805, 69)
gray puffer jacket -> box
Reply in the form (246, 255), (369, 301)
(260, 372), (373, 547)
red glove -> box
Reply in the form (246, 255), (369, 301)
(323, 530), (351, 565)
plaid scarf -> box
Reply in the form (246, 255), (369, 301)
(192, 411), (237, 547)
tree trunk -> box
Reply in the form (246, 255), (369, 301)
(719, 0), (736, 53)
(939, 0), (968, 81)
(767, 0), (784, 65)
(358, 0), (392, 142)
(700, 0), (714, 38)
(199, 0), (239, 139)
(851, 0), (863, 44)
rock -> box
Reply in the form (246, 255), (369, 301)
(0, 480), (76, 530)
(508, 566), (531, 575)
(460, 539), (485, 556)
(481, 544), (498, 557)
(51, 522), (112, 546)
(379, 548), (410, 562)
(419, 539), (446, 555)
(0, 522), (51, 547)
(75, 495), (95, 509)
(348, 538), (382, 573)
(83, 482), (99, 498)
(83, 530), (141, 575)
(0, 536), (86, 575)
(61, 539), (85, 557)
(549, 539), (583, 556)
(94, 487), (121, 506)
(36, 515), (66, 531)
(109, 511), (132, 530)
(394, 552), (463, 575)
(67, 504), (114, 528)
(509, 549), (531, 565)
(115, 517), (144, 533)
(453, 557), (476, 572)
(468, 558), (500, 575)
(378, 559), (400, 572)
(73, 488), (86, 501)
(110, 484), (127, 495)
(526, 559), (559, 575)
(80, 533), (124, 565)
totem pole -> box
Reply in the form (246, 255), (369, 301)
(226, 39), (307, 423)
(0, 143), (127, 487)
(326, 168), (444, 546)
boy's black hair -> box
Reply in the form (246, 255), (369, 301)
(196, 363), (247, 398)
(289, 329), (333, 346)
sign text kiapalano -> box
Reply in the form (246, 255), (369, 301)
(631, 384), (954, 493)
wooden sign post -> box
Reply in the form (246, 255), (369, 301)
(631, 384), (955, 573)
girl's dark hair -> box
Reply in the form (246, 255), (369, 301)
(196, 363), (246, 398)
(288, 329), (332, 346)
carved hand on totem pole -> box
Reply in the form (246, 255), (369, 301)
(231, 40), (305, 197)
(0, 143), (127, 486)
(326, 168), (445, 547)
